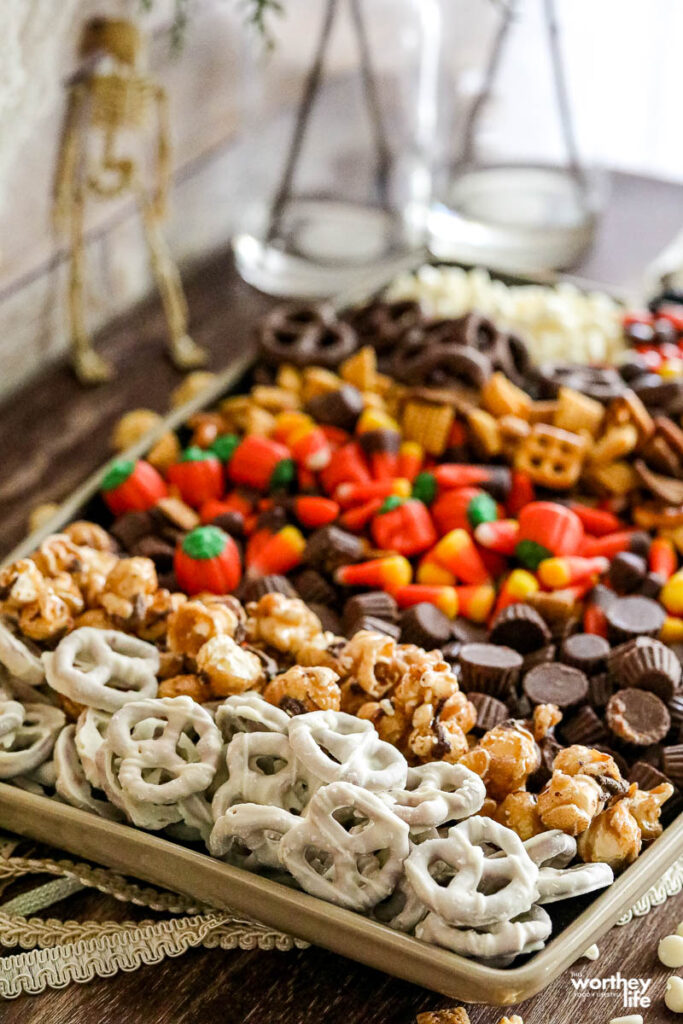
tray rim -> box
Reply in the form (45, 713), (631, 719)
(0, 780), (680, 1005)
(1, 260), (675, 1005)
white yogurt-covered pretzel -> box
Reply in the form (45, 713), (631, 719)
(209, 803), (299, 869)
(43, 628), (159, 713)
(0, 618), (44, 685)
(371, 873), (428, 933)
(54, 724), (123, 820)
(536, 861), (614, 904)
(0, 697), (24, 745)
(279, 781), (409, 911)
(211, 731), (306, 819)
(405, 816), (538, 927)
(215, 692), (289, 743)
(100, 696), (221, 806)
(0, 703), (65, 779)
(288, 710), (407, 793)
(416, 904), (552, 959)
(523, 829), (577, 868)
(389, 762), (486, 828)
(74, 707), (111, 789)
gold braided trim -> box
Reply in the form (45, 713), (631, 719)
(0, 856), (204, 914)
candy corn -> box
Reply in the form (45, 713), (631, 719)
(537, 555), (609, 589)
(430, 529), (491, 585)
(335, 555), (412, 589)
(650, 537), (677, 581)
(474, 518), (520, 556)
(246, 525), (306, 576)
(455, 583), (496, 623)
(392, 584), (459, 618)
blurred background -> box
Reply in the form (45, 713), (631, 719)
(1, 0), (682, 398)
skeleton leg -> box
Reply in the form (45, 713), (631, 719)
(139, 197), (207, 370)
(68, 187), (114, 384)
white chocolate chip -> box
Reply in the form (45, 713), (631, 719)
(665, 976), (683, 1013)
(659, 934), (683, 968)
(608, 1016), (643, 1024)
(581, 943), (600, 961)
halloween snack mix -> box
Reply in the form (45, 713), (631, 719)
(3, 272), (683, 968)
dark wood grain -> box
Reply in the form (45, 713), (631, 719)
(1, 172), (683, 1021)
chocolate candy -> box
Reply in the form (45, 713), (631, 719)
(668, 693), (683, 737)
(523, 662), (588, 710)
(560, 707), (607, 746)
(466, 692), (508, 732)
(605, 595), (666, 645)
(209, 511), (246, 537)
(358, 429), (400, 458)
(640, 571), (665, 600)
(661, 745), (683, 787)
(241, 574), (298, 603)
(304, 526), (365, 574)
(629, 760), (674, 791)
(587, 673), (613, 710)
(522, 644), (556, 673)
(608, 552), (647, 594)
(110, 510), (154, 550)
(488, 603), (551, 655)
(458, 643), (523, 697)
(308, 603), (343, 636)
(347, 615), (401, 640)
(560, 633), (610, 676)
(606, 688), (671, 746)
(305, 385), (364, 432)
(608, 637), (682, 702)
(293, 569), (338, 607)
(399, 603), (452, 649)
(343, 592), (398, 633)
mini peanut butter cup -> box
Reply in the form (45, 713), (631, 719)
(522, 644), (556, 673)
(605, 596), (666, 645)
(608, 637), (682, 702)
(523, 662), (589, 710)
(343, 591), (398, 631)
(305, 384), (364, 431)
(459, 643), (523, 697)
(488, 603), (551, 655)
(606, 688), (671, 746)
(466, 692), (508, 732)
(560, 706), (608, 746)
(347, 615), (401, 640)
(588, 673), (613, 710)
(667, 693), (683, 735)
(662, 744), (683, 787)
(304, 526), (365, 573)
(399, 603), (452, 649)
(629, 760), (673, 791)
(308, 603), (342, 636)
(294, 568), (337, 606)
(560, 632), (610, 675)
(241, 574), (298, 603)
(608, 551), (647, 594)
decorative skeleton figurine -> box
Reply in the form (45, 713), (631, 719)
(54, 18), (206, 384)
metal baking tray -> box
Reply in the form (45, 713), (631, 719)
(1, 264), (679, 1005)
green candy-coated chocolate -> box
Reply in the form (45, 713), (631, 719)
(412, 471), (437, 506)
(467, 492), (498, 528)
(515, 538), (552, 570)
(210, 434), (240, 462)
(269, 458), (296, 492)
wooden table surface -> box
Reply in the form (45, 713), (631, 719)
(1, 171), (683, 1023)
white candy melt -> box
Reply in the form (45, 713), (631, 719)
(665, 976), (683, 1013)
(659, 934), (683, 968)
(608, 1016), (643, 1024)
(581, 943), (599, 960)
(386, 265), (625, 367)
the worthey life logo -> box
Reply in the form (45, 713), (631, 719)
(569, 971), (653, 1009)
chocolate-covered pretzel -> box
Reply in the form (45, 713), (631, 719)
(258, 303), (358, 369)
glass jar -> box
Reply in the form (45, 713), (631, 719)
(428, 0), (605, 274)
(233, 0), (440, 298)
